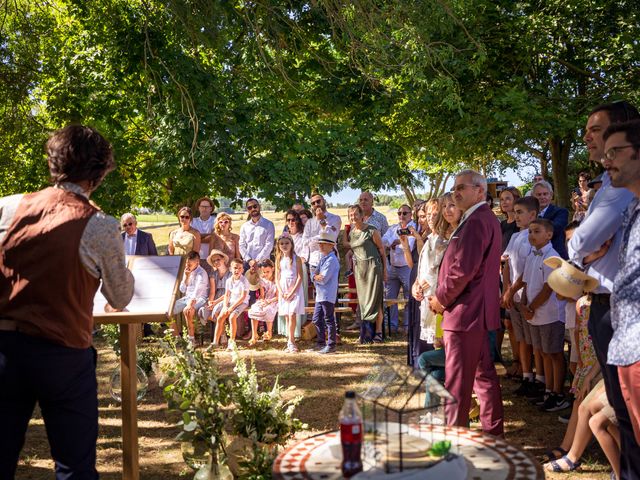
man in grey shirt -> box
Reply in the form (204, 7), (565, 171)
(0, 125), (134, 479)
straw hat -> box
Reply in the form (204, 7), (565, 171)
(206, 249), (229, 267)
(317, 231), (336, 245)
(544, 257), (599, 299)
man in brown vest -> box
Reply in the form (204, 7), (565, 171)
(0, 125), (134, 479)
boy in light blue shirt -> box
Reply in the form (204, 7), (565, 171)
(311, 232), (340, 354)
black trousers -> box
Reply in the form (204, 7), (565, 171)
(0, 331), (98, 480)
(588, 297), (640, 480)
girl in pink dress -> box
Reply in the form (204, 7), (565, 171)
(247, 260), (279, 345)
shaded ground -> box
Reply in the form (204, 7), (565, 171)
(16, 326), (611, 479)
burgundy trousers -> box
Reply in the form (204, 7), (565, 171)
(443, 329), (504, 436)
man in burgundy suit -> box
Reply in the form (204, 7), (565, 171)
(428, 169), (504, 437)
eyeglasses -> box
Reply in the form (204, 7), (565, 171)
(310, 199), (323, 206)
(200, 205), (212, 209)
(179, 215), (190, 219)
(247, 204), (259, 210)
(122, 222), (134, 227)
(451, 183), (479, 192)
(397, 211), (411, 216)
(604, 144), (638, 161)
(286, 218), (296, 222)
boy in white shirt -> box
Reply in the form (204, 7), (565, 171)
(517, 218), (568, 412)
(503, 196), (538, 396)
(172, 251), (209, 344)
(211, 258), (250, 350)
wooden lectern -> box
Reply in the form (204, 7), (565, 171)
(93, 255), (184, 480)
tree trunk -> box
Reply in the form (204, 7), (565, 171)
(401, 185), (417, 207)
(548, 135), (572, 208)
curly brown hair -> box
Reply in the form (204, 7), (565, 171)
(47, 125), (114, 187)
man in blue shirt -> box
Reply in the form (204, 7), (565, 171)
(567, 101), (640, 479)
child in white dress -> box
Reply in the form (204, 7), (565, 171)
(248, 260), (278, 345)
(276, 234), (305, 353)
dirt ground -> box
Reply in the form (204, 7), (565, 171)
(15, 325), (611, 479)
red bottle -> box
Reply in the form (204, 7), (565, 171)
(339, 391), (363, 477)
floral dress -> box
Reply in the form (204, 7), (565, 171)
(571, 294), (598, 393)
(248, 279), (279, 322)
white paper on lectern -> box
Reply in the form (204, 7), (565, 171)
(93, 255), (183, 316)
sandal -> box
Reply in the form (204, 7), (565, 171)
(544, 455), (581, 472)
(372, 332), (384, 343)
(262, 331), (272, 342)
(248, 339), (258, 347)
(542, 446), (567, 462)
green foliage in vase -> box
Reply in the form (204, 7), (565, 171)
(157, 335), (230, 454)
(228, 349), (305, 446)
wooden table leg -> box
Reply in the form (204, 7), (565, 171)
(120, 323), (140, 480)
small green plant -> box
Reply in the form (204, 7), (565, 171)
(100, 324), (121, 356)
(138, 346), (161, 376)
(428, 440), (452, 457)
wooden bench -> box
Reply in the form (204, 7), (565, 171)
(305, 306), (352, 314)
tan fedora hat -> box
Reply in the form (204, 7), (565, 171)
(206, 249), (229, 267)
(544, 256), (599, 299)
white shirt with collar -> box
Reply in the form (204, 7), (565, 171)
(192, 215), (216, 258)
(302, 211), (342, 267)
(239, 215), (276, 262)
(382, 222), (416, 267)
(538, 205), (549, 217)
(503, 229), (531, 302)
(124, 229), (138, 256)
(522, 242), (565, 326)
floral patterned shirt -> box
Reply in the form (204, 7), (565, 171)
(609, 197), (640, 366)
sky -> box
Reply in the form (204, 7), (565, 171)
(325, 166), (534, 205)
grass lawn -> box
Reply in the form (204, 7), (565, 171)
(16, 326), (611, 479)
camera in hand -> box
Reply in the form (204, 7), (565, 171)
(398, 227), (411, 236)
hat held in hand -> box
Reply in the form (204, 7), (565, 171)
(544, 257), (599, 299)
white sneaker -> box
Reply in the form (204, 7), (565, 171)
(226, 340), (236, 351)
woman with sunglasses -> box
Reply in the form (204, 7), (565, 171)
(406, 200), (433, 366)
(168, 206), (201, 257)
(284, 209), (307, 260)
(210, 212), (241, 261)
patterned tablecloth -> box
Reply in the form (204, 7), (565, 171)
(273, 423), (544, 480)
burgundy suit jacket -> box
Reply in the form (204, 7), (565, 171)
(435, 203), (501, 332)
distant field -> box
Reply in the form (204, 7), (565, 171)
(136, 207), (400, 253)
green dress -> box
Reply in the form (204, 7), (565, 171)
(349, 224), (384, 322)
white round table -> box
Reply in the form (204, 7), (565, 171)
(273, 424), (544, 480)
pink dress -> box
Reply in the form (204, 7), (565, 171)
(277, 255), (305, 316)
(248, 279), (279, 322)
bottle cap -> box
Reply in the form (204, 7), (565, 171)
(345, 391), (356, 399)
